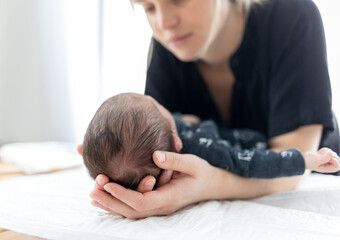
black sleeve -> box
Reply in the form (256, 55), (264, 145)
(227, 148), (305, 178)
(144, 39), (183, 112)
(179, 120), (305, 178)
(268, 0), (333, 139)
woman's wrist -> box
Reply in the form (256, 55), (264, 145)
(202, 166), (233, 200)
(207, 166), (308, 200)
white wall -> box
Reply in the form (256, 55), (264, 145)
(101, 1), (152, 100)
(63, 1), (101, 143)
(313, 0), (340, 117)
(0, 0), (73, 143)
(0, 0), (100, 144)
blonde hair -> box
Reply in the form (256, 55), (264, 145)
(129, 0), (266, 8)
(234, 0), (268, 16)
(198, 0), (266, 59)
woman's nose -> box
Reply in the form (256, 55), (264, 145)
(156, 7), (179, 30)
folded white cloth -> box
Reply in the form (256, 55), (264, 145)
(0, 168), (340, 240)
(0, 142), (82, 174)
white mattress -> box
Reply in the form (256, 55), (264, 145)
(0, 167), (340, 240)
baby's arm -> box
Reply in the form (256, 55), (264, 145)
(303, 148), (340, 173)
(177, 120), (340, 178)
(178, 120), (306, 178)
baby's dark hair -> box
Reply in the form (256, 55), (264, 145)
(82, 93), (174, 190)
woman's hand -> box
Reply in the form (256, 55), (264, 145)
(90, 151), (229, 219)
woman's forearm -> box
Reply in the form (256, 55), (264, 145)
(212, 167), (310, 200)
(211, 125), (322, 200)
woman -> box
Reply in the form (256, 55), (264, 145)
(87, 0), (340, 219)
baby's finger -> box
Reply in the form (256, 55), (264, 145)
(319, 158), (340, 173)
(318, 148), (338, 158)
(331, 157), (340, 171)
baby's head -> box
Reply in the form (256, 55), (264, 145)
(82, 93), (176, 190)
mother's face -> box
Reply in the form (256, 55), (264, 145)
(134, 0), (216, 62)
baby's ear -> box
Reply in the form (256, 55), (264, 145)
(172, 134), (183, 153)
(77, 144), (83, 156)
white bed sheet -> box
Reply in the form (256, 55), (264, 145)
(0, 168), (340, 240)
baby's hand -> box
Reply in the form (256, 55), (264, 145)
(181, 114), (201, 125)
(303, 148), (340, 173)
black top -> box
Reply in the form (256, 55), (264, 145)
(145, 0), (340, 156)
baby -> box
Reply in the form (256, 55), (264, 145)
(82, 93), (340, 190)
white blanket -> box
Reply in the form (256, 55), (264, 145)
(0, 168), (340, 240)
(0, 142), (82, 174)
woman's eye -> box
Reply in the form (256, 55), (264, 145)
(172, 0), (188, 6)
(145, 5), (155, 13)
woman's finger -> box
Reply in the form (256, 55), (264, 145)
(91, 189), (168, 219)
(136, 175), (156, 193)
(153, 151), (199, 176)
(103, 182), (165, 212)
(91, 200), (114, 213)
(94, 174), (110, 191)
(172, 134), (183, 152)
(90, 189), (137, 217)
(156, 170), (173, 187)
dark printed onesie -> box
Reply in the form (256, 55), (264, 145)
(174, 115), (305, 178)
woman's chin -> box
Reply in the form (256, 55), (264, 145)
(173, 50), (201, 62)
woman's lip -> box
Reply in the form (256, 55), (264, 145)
(169, 33), (192, 45)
